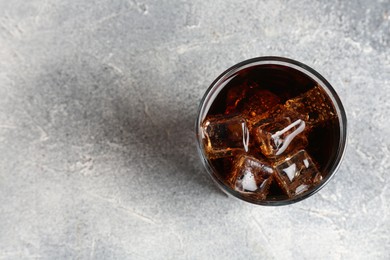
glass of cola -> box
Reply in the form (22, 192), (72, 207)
(196, 57), (347, 205)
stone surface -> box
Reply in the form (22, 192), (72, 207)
(0, 0), (389, 259)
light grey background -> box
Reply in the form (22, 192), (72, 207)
(1, 0), (389, 259)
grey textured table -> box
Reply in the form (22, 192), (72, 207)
(1, 0), (389, 259)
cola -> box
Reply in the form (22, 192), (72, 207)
(198, 60), (344, 203)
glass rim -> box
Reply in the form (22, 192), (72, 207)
(195, 56), (348, 206)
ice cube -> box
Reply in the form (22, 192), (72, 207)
(224, 79), (280, 117)
(274, 150), (322, 197)
(247, 104), (286, 127)
(202, 115), (250, 159)
(227, 155), (274, 199)
(224, 81), (253, 115)
(253, 112), (308, 157)
(241, 89), (280, 118)
(285, 85), (337, 125)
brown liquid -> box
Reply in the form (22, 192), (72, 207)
(202, 64), (340, 201)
